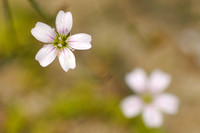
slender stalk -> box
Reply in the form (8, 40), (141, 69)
(2, 0), (14, 29)
(1, 0), (19, 67)
(28, 0), (47, 20)
(2, 0), (19, 44)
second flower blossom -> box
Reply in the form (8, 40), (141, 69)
(121, 68), (179, 128)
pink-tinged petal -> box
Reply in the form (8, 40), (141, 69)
(68, 33), (92, 43)
(56, 10), (73, 35)
(125, 68), (147, 93)
(142, 105), (163, 128)
(58, 48), (76, 72)
(68, 33), (92, 50)
(148, 69), (171, 94)
(68, 42), (92, 50)
(35, 44), (57, 67)
(154, 93), (179, 114)
(120, 96), (143, 118)
(31, 22), (56, 43)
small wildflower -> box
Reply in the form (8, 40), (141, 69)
(31, 10), (92, 72)
(121, 68), (179, 128)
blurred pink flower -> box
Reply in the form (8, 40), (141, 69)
(31, 10), (92, 72)
(121, 68), (179, 128)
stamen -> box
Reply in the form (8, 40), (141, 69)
(71, 48), (75, 51)
(58, 44), (62, 47)
(53, 33), (71, 49)
(69, 47), (75, 51)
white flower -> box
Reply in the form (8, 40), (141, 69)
(31, 10), (92, 72)
(121, 68), (179, 128)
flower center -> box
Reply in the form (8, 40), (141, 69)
(141, 93), (153, 104)
(53, 33), (70, 49)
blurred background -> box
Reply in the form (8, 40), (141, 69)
(0, 0), (200, 133)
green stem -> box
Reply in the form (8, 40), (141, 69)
(28, 0), (47, 20)
(2, 0), (19, 45)
(2, 0), (14, 29)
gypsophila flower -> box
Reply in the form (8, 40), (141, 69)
(120, 68), (179, 128)
(31, 10), (92, 72)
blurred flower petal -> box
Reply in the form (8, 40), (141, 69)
(56, 10), (73, 35)
(125, 68), (147, 93)
(59, 48), (76, 72)
(121, 68), (179, 128)
(148, 69), (171, 94)
(121, 96), (143, 118)
(142, 105), (163, 128)
(154, 93), (179, 114)
(35, 44), (57, 67)
(68, 33), (92, 50)
(31, 22), (56, 43)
